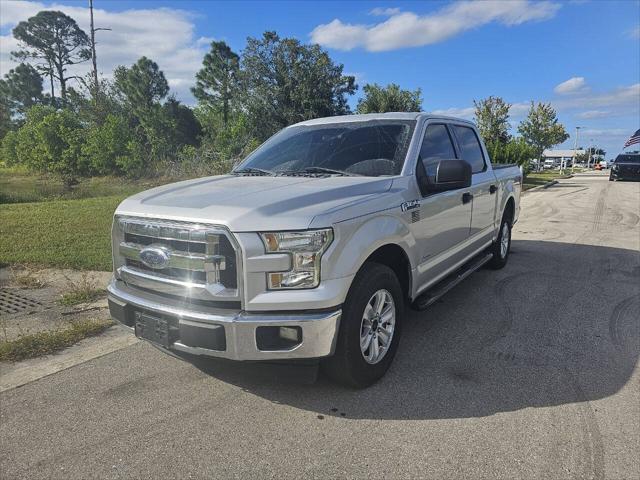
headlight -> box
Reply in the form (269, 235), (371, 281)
(260, 229), (333, 289)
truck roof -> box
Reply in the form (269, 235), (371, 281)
(292, 112), (475, 127)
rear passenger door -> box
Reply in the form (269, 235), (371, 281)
(411, 123), (473, 292)
(450, 125), (496, 248)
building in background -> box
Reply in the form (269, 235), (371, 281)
(542, 149), (586, 169)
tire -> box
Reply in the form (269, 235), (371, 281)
(488, 212), (512, 270)
(321, 262), (404, 388)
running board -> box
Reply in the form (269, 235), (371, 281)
(412, 253), (493, 311)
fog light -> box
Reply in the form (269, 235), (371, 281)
(279, 326), (301, 342)
(256, 326), (302, 351)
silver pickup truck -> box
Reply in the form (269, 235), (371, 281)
(108, 113), (522, 387)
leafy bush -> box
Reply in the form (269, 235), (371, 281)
(82, 114), (133, 175)
(486, 137), (535, 172)
(1, 130), (19, 166)
(9, 105), (87, 184)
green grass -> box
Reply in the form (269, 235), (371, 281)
(58, 288), (106, 307)
(0, 318), (114, 362)
(523, 170), (572, 190)
(0, 168), (155, 204)
(0, 195), (124, 271)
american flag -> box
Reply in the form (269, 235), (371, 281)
(624, 129), (640, 148)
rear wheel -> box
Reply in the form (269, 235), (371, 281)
(488, 213), (512, 269)
(322, 262), (403, 388)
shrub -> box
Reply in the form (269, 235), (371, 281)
(9, 105), (87, 184)
(487, 138), (535, 172)
(82, 114), (133, 175)
(1, 130), (19, 166)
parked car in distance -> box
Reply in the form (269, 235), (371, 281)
(610, 153), (640, 181)
(599, 160), (609, 169)
(107, 113), (522, 387)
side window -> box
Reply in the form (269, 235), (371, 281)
(451, 125), (486, 173)
(418, 124), (457, 181)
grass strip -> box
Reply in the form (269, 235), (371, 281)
(0, 318), (114, 362)
(58, 288), (106, 307)
(0, 195), (124, 271)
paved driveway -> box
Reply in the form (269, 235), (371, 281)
(1, 173), (638, 479)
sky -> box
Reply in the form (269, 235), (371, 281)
(1, 0), (639, 157)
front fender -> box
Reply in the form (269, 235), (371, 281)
(323, 212), (417, 281)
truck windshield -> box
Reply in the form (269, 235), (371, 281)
(236, 120), (416, 177)
(615, 154), (640, 164)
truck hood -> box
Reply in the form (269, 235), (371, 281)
(116, 174), (394, 231)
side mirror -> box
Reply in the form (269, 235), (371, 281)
(426, 159), (472, 193)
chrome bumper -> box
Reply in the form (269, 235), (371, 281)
(107, 281), (341, 361)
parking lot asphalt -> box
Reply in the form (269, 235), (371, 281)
(1, 172), (638, 479)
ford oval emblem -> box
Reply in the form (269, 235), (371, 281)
(139, 246), (171, 269)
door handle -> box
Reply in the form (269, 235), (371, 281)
(489, 185), (497, 194)
(462, 192), (473, 204)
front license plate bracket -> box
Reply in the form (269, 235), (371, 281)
(135, 312), (170, 347)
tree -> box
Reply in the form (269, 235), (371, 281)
(81, 113), (142, 175)
(0, 99), (11, 140)
(0, 63), (44, 120)
(518, 102), (569, 161)
(163, 97), (202, 147)
(114, 57), (169, 113)
(12, 11), (91, 100)
(192, 41), (240, 127)
(474, 96), (511, 145)
(486, 137), (535, 171)
(8, 105), (87, 185)
(356, 83), (422, 114)
(114, 57), (172, 157)
(241, 31), (356, 139)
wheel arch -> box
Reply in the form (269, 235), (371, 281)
(503, 196), (516, 225)
(327, 214), (416, 303)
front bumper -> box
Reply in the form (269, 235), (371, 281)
(107, 281), (341, 361)
(610, 168), (640, 181)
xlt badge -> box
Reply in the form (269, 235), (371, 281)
(401, 199), (420, 212)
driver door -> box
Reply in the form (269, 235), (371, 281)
(410, 123), (473, 293)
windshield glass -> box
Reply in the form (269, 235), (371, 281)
(615, 154), (640, 164)
(237, 120), (416, 177)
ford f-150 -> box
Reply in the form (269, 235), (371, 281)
(108, 112), (522, 387)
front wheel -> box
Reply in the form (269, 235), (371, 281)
(488, 214), (512, 269)
(321, 262), (404, 388)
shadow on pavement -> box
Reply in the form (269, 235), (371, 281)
(188, 240), (639, 420)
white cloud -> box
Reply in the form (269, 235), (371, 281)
(554, 76), (588, 95)
(430, 106), (475, 119)
(629, 26), (640, 39)
(431, 101), (531, 121)
(576, 110), (611, 119)
(369, 7), (401, 17)
(554, 83), (639, 111)
(0, 1), (208, 103)
(310, 0), (560, 51)
(580, 128), (629, 137)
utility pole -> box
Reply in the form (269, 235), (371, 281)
(88, 0), (111, 104)
(572, 126), (581, 173)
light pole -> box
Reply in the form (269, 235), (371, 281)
(572, 126), (581, 173)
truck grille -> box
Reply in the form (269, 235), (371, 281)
(113, 217), (241, 302)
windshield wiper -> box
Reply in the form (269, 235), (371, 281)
(232, 167), (274, 176)
(295, 166), (360, 176)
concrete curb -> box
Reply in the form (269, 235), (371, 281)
(0, 326), (139, 393)
(524, 179), (558, 193)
